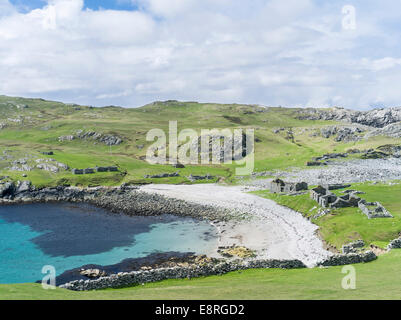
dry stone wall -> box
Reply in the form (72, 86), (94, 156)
(60, 259), (307, 291)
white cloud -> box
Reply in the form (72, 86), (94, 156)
(0, 0), (15, 17)
(138, 0), (195, 17)
(362, 57), (401, 71)
(0, 0), (401, 109)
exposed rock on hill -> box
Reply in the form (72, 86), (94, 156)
(298, 106), (401, 128)
(191, 132), (252, 162)
(59, 130), (123, 146)
(364, 122), (401, 139)
(320, 125), (366, 142)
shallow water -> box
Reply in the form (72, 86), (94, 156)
(0, 203), (218, 284)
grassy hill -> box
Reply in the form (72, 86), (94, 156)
(0, 95), (397, 187)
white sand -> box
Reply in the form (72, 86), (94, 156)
(140, 184), (332, 267)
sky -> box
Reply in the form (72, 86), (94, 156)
(1, 0), (401, 109)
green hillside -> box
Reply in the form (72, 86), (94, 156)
(0, 95), (396, 187)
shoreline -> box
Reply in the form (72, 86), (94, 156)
(0, 182), (333, 266)
(0, 181), (381, 290)
(139, 184), (333, 267)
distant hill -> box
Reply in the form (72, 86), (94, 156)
(0, 95), (399, 187)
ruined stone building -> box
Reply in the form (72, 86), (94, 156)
(269, 179), (308, 194)
(310, 185), (393, 218)
(310, 185), (361, 209)
(358, 200), (393, 219)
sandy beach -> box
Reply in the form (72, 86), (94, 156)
(140, 184), (332, 267)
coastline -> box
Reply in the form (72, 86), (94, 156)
(139, 184), (333, 267)
(0, 181), (380, 291)
(0, 182), (333, 266)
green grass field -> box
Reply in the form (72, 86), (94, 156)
(3, 249), (401, 300)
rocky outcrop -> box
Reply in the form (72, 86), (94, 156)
(191, 132), (253, 162)
(79, 269), (108, 279)
(0, 183), (240, 222)
(59, 130), (123, 146)
(15, 180), (31, 193)
(35, 159), (69, 173)
(60, 258), (307, 291)
(364, 122), (401, 139)
(376, 145), (401, 158)
(75, 130), (123, 146)
(320, 125), (365, 142)
(0, 182), (15, 197)
(360, 150), (389, 159)
(312, 153), (348, 162)
(58, 135), (75, 142)
(298, 107), (401, 128)
(8, 158), (68, 173)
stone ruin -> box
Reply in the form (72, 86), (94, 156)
(310, 185), (393, 218)
(187, 174), (214, 182)
(358, 200), (393, 219)
(310, 185), (361, 209)
(144, 172), (180, 179)
(269, 179), (308, 194)
(72, 166), (118, 175)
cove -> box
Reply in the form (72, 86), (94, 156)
(0, 202), (218, 284)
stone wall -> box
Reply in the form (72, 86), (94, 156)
(387, 238), (401, 249)
(60, 259), (307, 291)
(310, 185), (360, 209)
(72, 166), (118, 175)
(317, 250), (376, 267)
(144, 172), (180, 179)
(342, 240), (365, 254)
(61, 250), (380, 291)
(358, 200), (393, 219)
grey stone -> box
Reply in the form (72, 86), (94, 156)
(317, 250), (376, 267)
(342, 240), (365, 254)
(144, 172), (180, 179)
(15, 181), (31, 194)
(72, 169), (84, 175)
(269, 179), (308, 193)
(358, 200), (393, 219)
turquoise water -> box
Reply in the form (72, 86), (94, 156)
(0, 203), (218, 284)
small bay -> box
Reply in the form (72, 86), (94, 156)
(0, 202), (218, 284)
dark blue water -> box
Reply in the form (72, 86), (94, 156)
(0, 203), (218, 284)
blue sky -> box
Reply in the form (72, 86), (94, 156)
(10, 0), (137, 11)
(1, 0), (401, 109)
